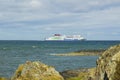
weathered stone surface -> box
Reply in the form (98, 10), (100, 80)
(11, 61), (64, 80)
(63, 44), (120, 80)
(60, 68), (96, 80)
(60, 68), (87, 79)
(95, 44), (120, 80)
(0, 77), (8, 80)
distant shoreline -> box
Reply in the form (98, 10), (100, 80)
(50, 49), (106, 56)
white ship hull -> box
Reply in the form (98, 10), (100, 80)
(45, 34), (86, 41)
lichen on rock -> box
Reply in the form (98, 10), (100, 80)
(11, 61), (64, 80)
(0, 77), (8, 80)
(95, 44), (120, 80)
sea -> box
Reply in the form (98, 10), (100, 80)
(0, 40), (120, 78)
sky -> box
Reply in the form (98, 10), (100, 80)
(0, 0), (120, 40)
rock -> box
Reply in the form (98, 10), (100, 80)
(50, 49), (105, 56)
(11, 61), (64, 80)
(60, 68), (96, 80)
(60, 68), (88, 79)
(60, 44), (120, 80)
(0, 77), (8, 80)
(95, 44), (120, 80)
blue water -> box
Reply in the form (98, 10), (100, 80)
(0, 40), (120, 78)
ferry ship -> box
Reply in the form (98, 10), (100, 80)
(45, 34), (86, 41)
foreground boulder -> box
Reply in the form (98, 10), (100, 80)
(11, 61), (64, 80)
(95, 44), (120, 80)
(0, 77), (8, 80)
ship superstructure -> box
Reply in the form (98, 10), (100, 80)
(45, 34), (85, 41)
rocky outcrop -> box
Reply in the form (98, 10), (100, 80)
(0, 77), (8, 80)
(61, 44), (120, 80)
(11, 61), (64, 80)
(50, 49), (105, 56)
(95, 44), (120, 80)
(61, 68), (96, 80)
(60, 68), (88, 79)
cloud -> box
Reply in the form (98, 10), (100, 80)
(0, 0), (120, 40)
(29, 0), (43, 8)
